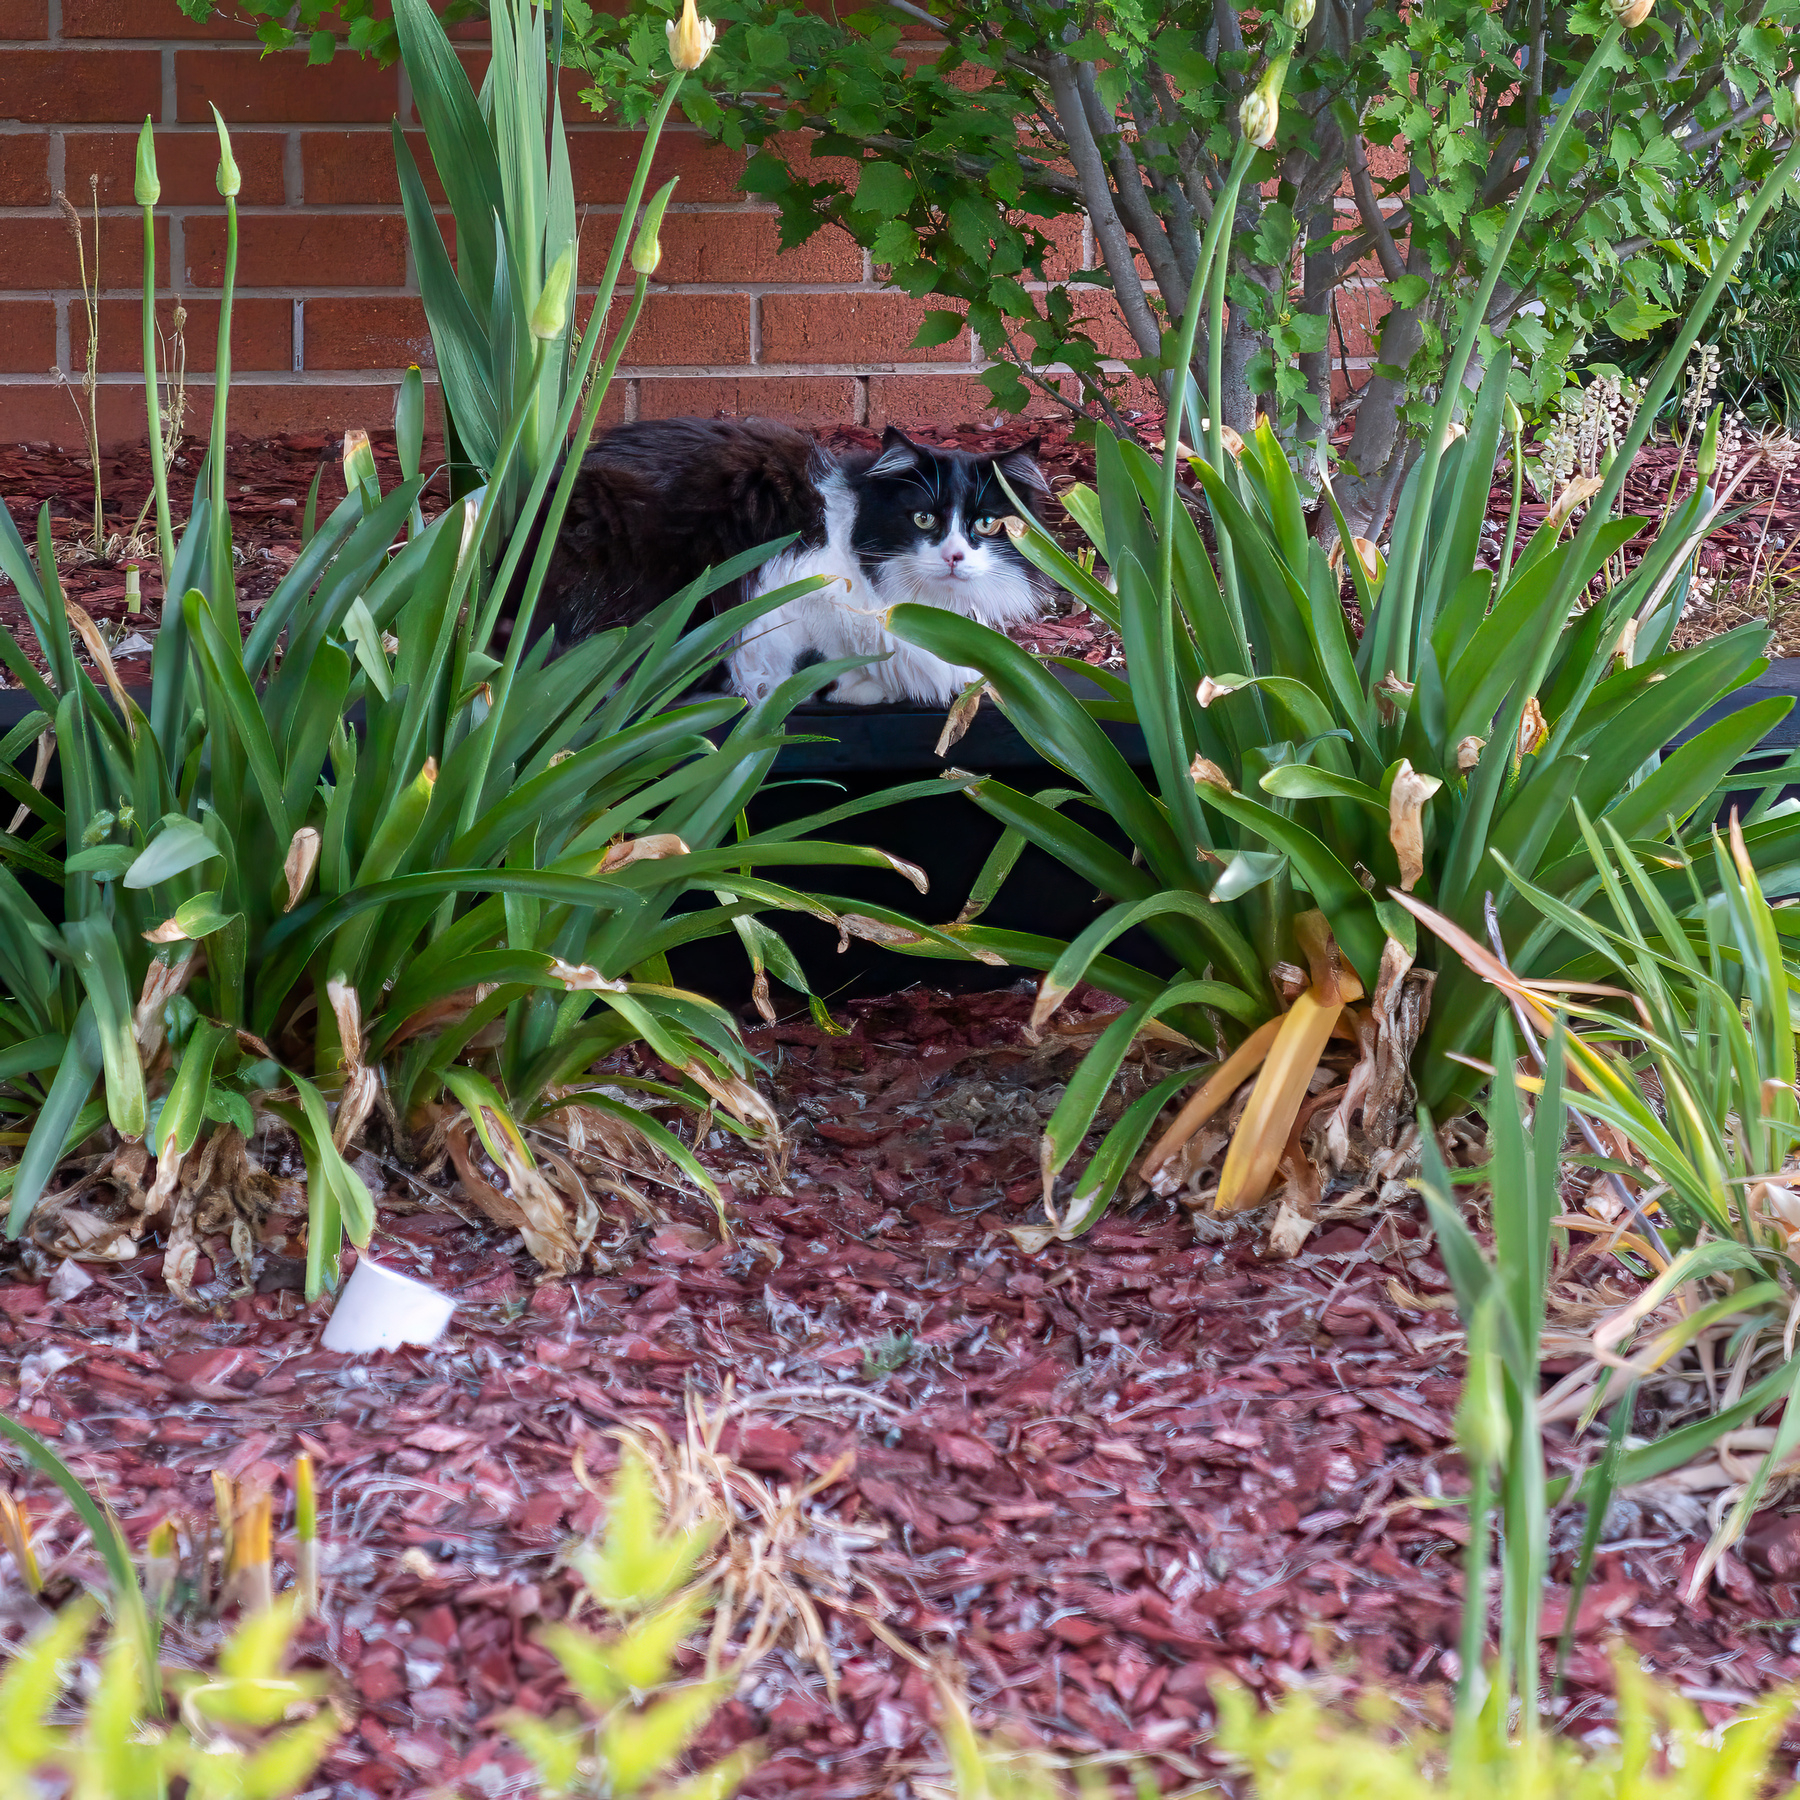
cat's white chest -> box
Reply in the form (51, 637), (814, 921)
(725, 468), (1034, 708)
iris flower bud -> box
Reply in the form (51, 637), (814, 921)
(1239, 59), (1288, 149)
(1696, 402), (1722, 477)
(531, 245), (574, 340)
(632, 179), (678, 277)
(666, 0), (717, 70)
(135, 117), (160, 207)
(210, 104), (240, 198)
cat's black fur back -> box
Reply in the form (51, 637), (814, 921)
(501, 417), (828, 650)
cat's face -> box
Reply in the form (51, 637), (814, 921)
(846, 428), (1050, 602)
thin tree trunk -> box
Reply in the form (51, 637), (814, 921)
(1221, 300), (1259, 436)
(1334, 302), (1425, 540)
(1297, 200), (1336, 483)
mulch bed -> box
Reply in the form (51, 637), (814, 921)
(2, 984), (1798, 1798)
(6, 423), (1800, 1789)
(0, 432), (454, 685)
(9, 421), (1794, 694)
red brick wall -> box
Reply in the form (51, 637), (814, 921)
(0, 0), (1079, 451)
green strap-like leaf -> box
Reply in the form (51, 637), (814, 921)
(7, 1008), (102, 1237)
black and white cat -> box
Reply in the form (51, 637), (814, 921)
(513, 418), (1053, 705)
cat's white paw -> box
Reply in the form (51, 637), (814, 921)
(827, 673), (890, 705)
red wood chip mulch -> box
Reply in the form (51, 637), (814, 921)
(1, 985), (1798, 1797)
(8, 420), (1797, 688)
(0, 432), (452, 680)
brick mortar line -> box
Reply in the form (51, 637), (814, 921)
(0, 117), (698, 137)
(0, 120), (718, 135)
(0, 358), (1229, 387)
(0, 120), (718, 134)
(282, 129), (302, 208)
(0, 289), (456, 300)
(0, 35), (495, 48)
(0, 284), (1034, 299)
(2, 30), (519, 44)
(0, 203), (789, 218)
(3, 274), (1387, 303)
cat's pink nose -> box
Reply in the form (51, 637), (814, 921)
(942, 547), (965, 568)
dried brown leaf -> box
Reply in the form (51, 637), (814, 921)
(600, 833), (691, 875)
(1386, 760), (1442, 893)
(284, 827), (321, 912)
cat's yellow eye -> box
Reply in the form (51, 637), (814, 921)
(973, 515), (1007, 536)
(912, 511), (936, 530)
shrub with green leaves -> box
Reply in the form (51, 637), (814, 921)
(1212, 1665), (1800, 1800)
(872, 30), (1800, 1246)
(0, 37), (946, 1297)
(0, 1597), (335, 1800)
(171, 0), (1800, 534)
(1588, 204), (1800, 429)
(506, 1450), (761, 1799)
(567, 0), (1795, 534)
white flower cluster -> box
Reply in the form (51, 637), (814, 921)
(1530, 370), (1645, 498)
(1760, 429), (1800, 478)
(1682, 341), (1721, 434)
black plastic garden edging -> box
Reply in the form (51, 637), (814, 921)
(4, 660), (1798, 1011)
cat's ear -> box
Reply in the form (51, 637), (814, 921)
(867, 426), (922, 479)
(998, 437), (1050, 495)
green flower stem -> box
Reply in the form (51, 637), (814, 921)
(471, 273), (652, 813)
(467, 72), (687, 662)
(208, 193), (238, 635)
(143, 171), (190, 770)
(140, 205), (174, 585)
(461, 347), (548, 634)
(563, 74), (683, 422)
(424, 339), (550, 944)
(454, 71), (687, 841)
(1453, 1460), (1493, 1761)
(1159, 133), (1257, 660)
(1382, 22), (1623, 684)
(1201, 156), (1250, 642)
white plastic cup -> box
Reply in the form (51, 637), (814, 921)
(321, 1255), (455, 1354)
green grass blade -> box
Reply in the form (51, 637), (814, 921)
(0, 1412), (159, 1710)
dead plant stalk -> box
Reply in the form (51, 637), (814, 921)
(55, 180), (105, 558)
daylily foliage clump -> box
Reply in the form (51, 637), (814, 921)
(881, 14), (1800, 1251)
(0, 0), (937, 1300)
